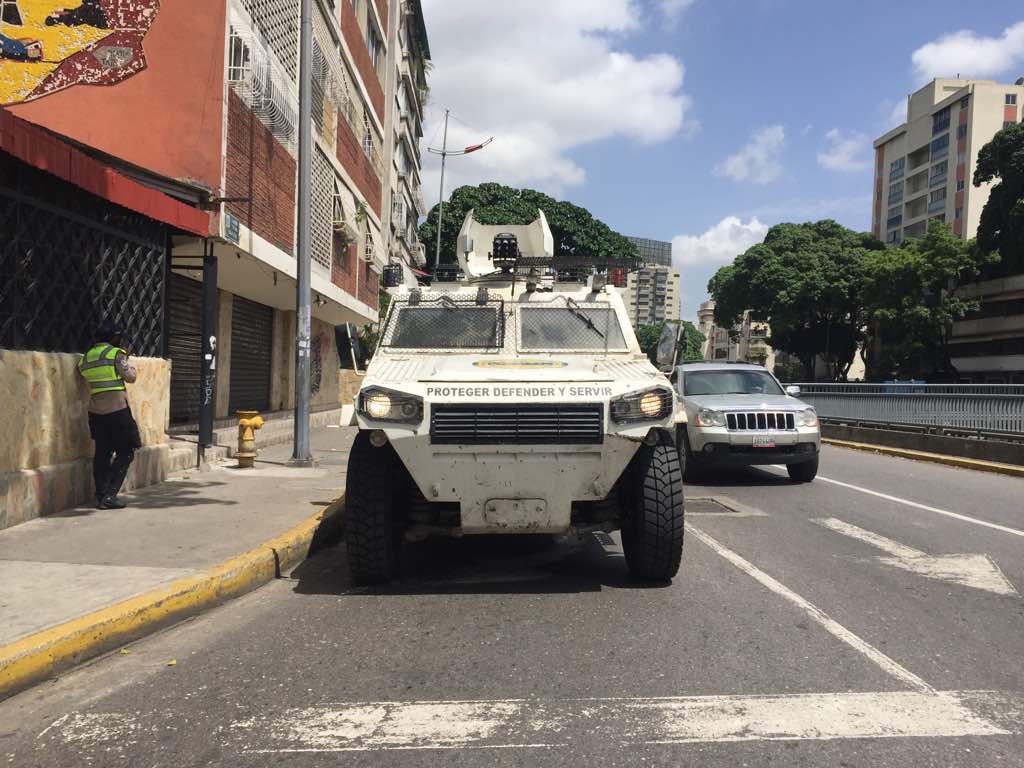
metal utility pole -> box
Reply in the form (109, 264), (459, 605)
(291, 0), (314, 466)
(428, 112), (492, 266)
(199, 239), (217, 452)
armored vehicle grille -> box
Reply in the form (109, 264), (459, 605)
(726, 412), (796, 431)
(430, 404), (604, 445)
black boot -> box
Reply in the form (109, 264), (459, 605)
(98, 495), (127, 510)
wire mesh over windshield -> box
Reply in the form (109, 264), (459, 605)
(519, 302), (628, 351)
(380, 296), (505, 350)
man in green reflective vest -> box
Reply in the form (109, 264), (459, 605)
(78, 324), (142, 509)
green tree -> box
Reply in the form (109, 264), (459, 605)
(863, 222), (995, 379)
(707, 220), (884, 381)
(418, 182), (639, 269)
(636, 321), (706, 364)
(973, 122), (1024, 275)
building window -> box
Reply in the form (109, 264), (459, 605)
(957, 179), (965, 191)
(932, 106), (950, 135)
(888, 180), (904, 204)
(957, 150), (967, 164)
(889, 157), (905, 181)
(887, 229), (901, 244)
(366, 15), (382, 72)
(362, 113), (374, 158)
(930, 188), (947, 203)
(955, 207), (963, 219)
(887, 213), (903, 230)
(1007, 94), (1018, 106)
(930, 160), (947, 182)
(930, 133), (949, 158)
(960, 95), (970, 109)
(957, 124), (968, 139)
(226, 26), (253, 84)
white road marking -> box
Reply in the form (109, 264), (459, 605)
(813, 518), (1019, 596)
(52, 692), (1014, 752)
(685, 523), (934, 693)
(816, 475), (1024, 538)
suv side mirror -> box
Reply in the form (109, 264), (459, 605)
(785, 384), (801, 396)
(655, 322), (680, 369)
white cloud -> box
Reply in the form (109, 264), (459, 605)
(714, 125), (785, 185)
(817, 128), (870, 173)
(671, 215), (769, 319)
(419, 0), (693, 203)
(911, 20), (1024, 81)
(671, 216), (769, 268)
(659, 0), (695, 26)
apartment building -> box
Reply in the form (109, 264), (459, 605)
(697, 301), (774, 366)
(381, 0), (430, 281)
(873, 77), (1024, 382)
(626, 265), (681, 327)
(627, 236), (672, 267)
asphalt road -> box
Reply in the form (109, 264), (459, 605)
(3, 444), (1023, 767)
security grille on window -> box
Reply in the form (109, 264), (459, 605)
(363, 225), (375, 262)
(239, 0), (299, 80)
(392, 195), (406, 230)
(362, 113), (374, 158)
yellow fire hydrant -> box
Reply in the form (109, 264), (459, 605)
(236, 410), (264, 468)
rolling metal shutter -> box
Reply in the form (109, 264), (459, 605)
(167, 273), (205, 424)
(229, 295), (273, 414)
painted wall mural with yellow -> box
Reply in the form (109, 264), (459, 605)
(0, 0), (159, 106)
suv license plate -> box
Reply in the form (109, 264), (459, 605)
(752, 435), (776, 448)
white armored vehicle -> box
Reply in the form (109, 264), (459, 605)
(343, 210), (685, 584)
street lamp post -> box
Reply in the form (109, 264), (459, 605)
(291, 0), (314, 466)
(427, 111), (492, 267)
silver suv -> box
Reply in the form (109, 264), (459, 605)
(672, 363), (820, 482)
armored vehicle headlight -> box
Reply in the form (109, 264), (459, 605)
(696, 408), (727, 427)
(358, 387), (423, 425)
(798, 407), (819, 427)
(610, 387), (673, 423)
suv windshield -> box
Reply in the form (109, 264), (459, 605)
(519, 305), (627, 351)
(684, 370), (784, 396)
(384, 303), (503, 349)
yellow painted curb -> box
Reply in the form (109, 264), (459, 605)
(822, 438), (1024, 478)
(0, 496), (345, 701)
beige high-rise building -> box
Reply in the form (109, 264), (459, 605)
(381, 0), (430, 283)
(873, 77), (1024, 382)
(872, 78), (1023, 245)
(625, 265), (681, 327)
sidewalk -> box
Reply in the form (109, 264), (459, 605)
(0, 425), (355, 696)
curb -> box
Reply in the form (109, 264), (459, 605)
(0, 496), (346, 702)
(822, 438), (1024, 478)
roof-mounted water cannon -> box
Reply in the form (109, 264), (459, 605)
(491, 232), (520, 272)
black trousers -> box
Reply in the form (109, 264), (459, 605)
(88, 407), (142, 500)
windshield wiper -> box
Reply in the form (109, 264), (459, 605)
(565, 298), (604, 339)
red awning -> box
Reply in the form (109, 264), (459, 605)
(0, 111), (209, 236)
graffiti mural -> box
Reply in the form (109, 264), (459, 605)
(0, 0), (159, 106)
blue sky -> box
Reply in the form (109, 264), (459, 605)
(420, 0), (1024, 319)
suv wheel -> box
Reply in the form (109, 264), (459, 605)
(787, 456), (819, 483)
(622, 443), (685, 582)
(343, 431), (404, 585)
(679, 428), (704, 483)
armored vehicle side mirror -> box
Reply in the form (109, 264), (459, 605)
(655, 322), (680, 369)
(785, 385), (801, 396)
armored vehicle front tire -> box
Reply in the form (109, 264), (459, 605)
(621, 443), (685, 582)
(343, 432), (403, 585)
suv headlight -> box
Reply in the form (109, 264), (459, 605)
(696, 407), (726, 427)
(610, 387), (673, 423)
(357, 387), (423, 424)
(798, 407), (818, 427)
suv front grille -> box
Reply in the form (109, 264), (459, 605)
(430, 403), (604, 445)
(726, 411), (795, 431)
